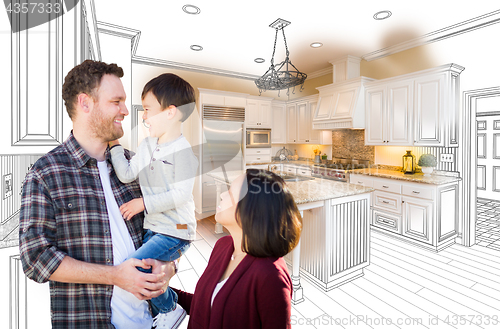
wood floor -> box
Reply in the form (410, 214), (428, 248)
(173, 216), (500, 329)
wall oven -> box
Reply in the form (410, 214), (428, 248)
(246, 128), (271, 148)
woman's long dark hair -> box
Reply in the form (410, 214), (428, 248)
(235, 169), (302, 258)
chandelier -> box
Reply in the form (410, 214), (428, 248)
(255, 19), (307, 95)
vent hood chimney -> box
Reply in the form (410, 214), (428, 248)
(312, 56), (375, 130)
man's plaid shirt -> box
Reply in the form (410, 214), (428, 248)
(19, 133), (144, 328)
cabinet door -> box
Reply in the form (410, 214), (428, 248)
(308, 100), (321, 143)
(297, 102), (310, 143)
(246, 100), (260, 127)
(286, 104), (298, 143)
(402, 197), (433, 244)
(387, 80), (413, 145)
(365, 86), (386, 144)
(259, 101), (272, 128)
(414, 73), (445, 146)
(271, 104), (286, 144)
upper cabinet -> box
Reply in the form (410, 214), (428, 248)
(365, 80), (413, 145)
(246, 96), (272, 128)
(198, 89), (248, 108)
(271, 101), (286, 144)
(288, 96), (332, 145)
(365, 64), (464, 147)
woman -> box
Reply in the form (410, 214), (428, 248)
(171, 169), (302, 328)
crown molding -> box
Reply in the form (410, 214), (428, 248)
(97, 21), (141, 56)
(132, 55), (260, 81)
(362, 9), (500, 62)
(307, 66), (333, 79)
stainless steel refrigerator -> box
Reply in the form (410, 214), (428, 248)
(201, 105), (245, 214)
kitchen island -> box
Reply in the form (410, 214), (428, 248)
(208, 171), (373, 304)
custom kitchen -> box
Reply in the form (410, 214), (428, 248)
(1, 2), (500, 327)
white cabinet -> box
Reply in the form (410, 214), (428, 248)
(413, 67), (462, 147)
(271, 102), (287, 144)
(288, 96), (332, 145)
(286, 104), (298, 143)
(246, 97), (272, 128)
(365, 64), (464, 147)
(198, 89), (248, 108)
(245, 148), (271, 164)
(365, 80), (413, 145)
(283, 164), (312, 176)
(349, 174), (458, 251)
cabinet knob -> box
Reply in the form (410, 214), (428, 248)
(382, 185), (389, 188)
(412, 191), (420, 194)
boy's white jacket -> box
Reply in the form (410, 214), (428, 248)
(110, 135), (198, 241)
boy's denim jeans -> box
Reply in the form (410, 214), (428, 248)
(128, 229), (190, 315)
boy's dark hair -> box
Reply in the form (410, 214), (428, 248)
(236, 169), (302, 258)
(141, 73), (196, 122)
(62, 60), (124, 120)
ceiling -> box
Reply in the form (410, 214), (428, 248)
(93, 1), (500, 79)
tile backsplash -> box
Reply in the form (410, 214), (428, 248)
(331, 129), (375, 162)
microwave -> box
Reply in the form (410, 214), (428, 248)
(246, 128), (271, 148)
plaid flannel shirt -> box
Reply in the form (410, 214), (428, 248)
(19, 133), (144, 329)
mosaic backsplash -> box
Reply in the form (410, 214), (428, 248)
(331, 129), (375, 162)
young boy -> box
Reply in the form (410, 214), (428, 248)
(109, 73), (198, 329)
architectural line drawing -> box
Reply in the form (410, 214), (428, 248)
(1, 1), (499, 328)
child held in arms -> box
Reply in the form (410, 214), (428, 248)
(109, 73), (198, 329)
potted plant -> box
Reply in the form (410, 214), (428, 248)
(418, 154), (437, 176)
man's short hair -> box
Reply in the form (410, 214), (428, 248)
(62, 60), (124, 120)
(141, 73), (196, 122)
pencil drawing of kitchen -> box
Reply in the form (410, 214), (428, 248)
(1, 1), (500, 328)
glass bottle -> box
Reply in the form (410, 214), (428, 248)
(402, 150), (415, 174)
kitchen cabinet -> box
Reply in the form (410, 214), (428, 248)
(198, 89), (248, 108)
(286, 104), (298, 143)
(288, 96), (332, 145)
(271, 101), (287, 144)
(365, 80), (413, 145)
(350, 174), (458, 251)
(246, 97), (272, 128)
(245, 148), (271, 164)
(364, 64), (464, 147)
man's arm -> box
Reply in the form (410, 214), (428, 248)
(49, 256), (175, 300)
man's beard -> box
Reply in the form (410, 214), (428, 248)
(89, 103), (124, 142)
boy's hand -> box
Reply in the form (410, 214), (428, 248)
(120, 198), (145, 220)
(109, 139), (120, 148)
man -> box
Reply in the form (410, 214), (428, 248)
(19, 60), (175, 329)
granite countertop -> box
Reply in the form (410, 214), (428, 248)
(246, 159), (319, 168)
(349, 168), (461, 185)
(208, 171), (373, 205)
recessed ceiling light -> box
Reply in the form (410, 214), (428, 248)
(182, 4), (200, 15)
(190, 45), (203, 51)
(373, 10), (392, 20)
(254, 58), (265, 63)
(310, 42), (323, 48)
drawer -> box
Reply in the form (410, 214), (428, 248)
(402, 184), (434, 200)
(245, 154), (271, 163)
(245, 148), (271, 156)
(373, 190), (402, 213)
(283, 166), (297, 174)
(373, 180), (402, 194)
(350, 174), (374, 188)
(296, 168), (312, 176)
(246, 164), (269, 170)
(372, 209), (401, 234)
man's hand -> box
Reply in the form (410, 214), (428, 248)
(120, 198), (145, 220)
(112, 258), (174, 300)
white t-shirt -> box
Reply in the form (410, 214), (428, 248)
(211, 278), (228, 307)
(98, 161), (152, 329)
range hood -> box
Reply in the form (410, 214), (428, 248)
(312, 56), (375, 130)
